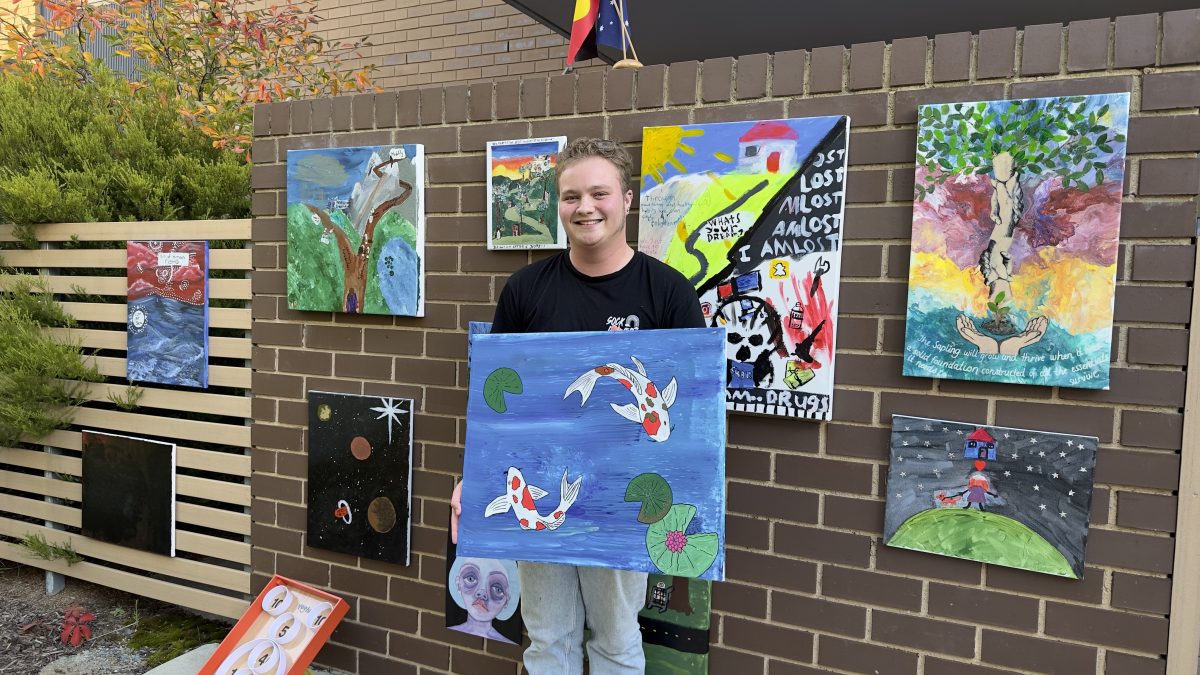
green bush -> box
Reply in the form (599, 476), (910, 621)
(0, 273), (103, 447)
(0, 68), (250, 247)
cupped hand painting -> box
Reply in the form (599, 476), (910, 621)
(883, 415), (1097, 579)
(903, 93), (1129, 389)
(286, 144), (425, 316)
(458, 328), (727, 580)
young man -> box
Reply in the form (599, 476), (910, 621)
(452, 138), (703, 674)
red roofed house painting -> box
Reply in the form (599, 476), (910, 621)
(126, 241), (209, 388)
(639, 116), (850, 421)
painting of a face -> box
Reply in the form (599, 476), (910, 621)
(456, 560), (511, 622)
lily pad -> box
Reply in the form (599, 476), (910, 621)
(624, 473), (673, 524)
(483, 367), (522, 413)
(646, 504), (718, 578)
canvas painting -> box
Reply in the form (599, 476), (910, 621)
(445, 530), (524, 645)
(307, 392), (413, 564)
(81, 430), (176, 556)
(639, 116), (849, 421)
(458, 328), (727, 581)
(903, 93), (1130, 389)
(287, 144), (425, 316)
(126, 240), (209, 388)
(883, 415), (1097, 579)
(639, 575), (711, 673)
(487, 136), (567, 250)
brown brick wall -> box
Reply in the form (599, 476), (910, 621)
(251, 10), (1200, 674)
(308, 0), (605, 89)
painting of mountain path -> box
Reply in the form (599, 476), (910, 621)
(287, 144), (425, 316)
(307, 391), (413, 564)
(884, 415), (1097, 579)
(126, 241), (209, 388)
(459, 328), (727, 581)
(639, 116), (849, 421)
(639, 574), (711, 673)
(903, 93), (1130, 389)
(487, 136), (567, 250)
(82, 430), (176, 557)
(444, 530), (524, 645)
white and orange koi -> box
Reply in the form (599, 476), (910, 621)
(564, 356), (678, 442)
(484, 467), (582, 531)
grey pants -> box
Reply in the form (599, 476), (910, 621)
(518, 562), (647, 675)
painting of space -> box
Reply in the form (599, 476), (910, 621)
(81, 430), (176, 556)
(884, 415), (1097, 578)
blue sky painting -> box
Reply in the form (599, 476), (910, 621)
(459, 328), (728, 581)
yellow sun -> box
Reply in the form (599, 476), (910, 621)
(642, 126), (705, 186)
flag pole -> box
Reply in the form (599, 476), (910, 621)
(610, 0), (642, 69)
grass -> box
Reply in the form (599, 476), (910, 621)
(128, 611), (230, 668)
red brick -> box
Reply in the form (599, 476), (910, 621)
(693, 100), (787, 125)
(709, 647), (764, 673)
(1120, 410), (1183, 450)
(606, 67), (634, 111)
(894, 85), (1007, 124)
(726, 446), (771, 481)
(818, 635), (917, 674)
(736, 53), (769, 100)
(1021, 23), (1063, 75)
(823, 495), (884, 532)
(1142, 71), (1200, 111)
(1106, 652), (1167, 675)
(1114, 285), (1192, 324)
(926, 657), (1015, 675)
(1115, 13), (1159, 68)
(667, 60), (698, 106)
(701, 56), (733, 103)
(1139, 158), (1200, 196)
(635, 64), (665, 108)
(844, 205), (912, 239)
(1117, 492), (1177, 532)
(1067, 18), (1110, 72)
(790, 92), (889, 127)
(877, 545), (981, 584)
(771, 49), (807, 97)
(711, 580), (768, 619)
(839, 280), (907, 314)
(837, 317), (878, 350)
(724, 617), (813, 661)
(881, 393), (988, 427)
(1085, 528), (1175, 574)
(809, 46), (844, 94)
(824, 566), (921, 611)
(388, 632), (450, 669)
(1096, 448), (1180, 491)
(976, 27), (1016, 79)
(889, 37), (927, 87)
(1162, 8), (1200, 65)
(1126, 328), (1189, 367)
(933, 32), (970, 82)
(1010, 74), (1132, 100)
(728, 481), (818, 523)
(520, 76), (547, 117)
(849, 42), (884, 91)
(726, 548), (816, 593)
(728, 414), (819, 452)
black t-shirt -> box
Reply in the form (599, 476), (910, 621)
(491, 250), (704, 333)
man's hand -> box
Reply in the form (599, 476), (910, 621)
(450, 481), (463, 544)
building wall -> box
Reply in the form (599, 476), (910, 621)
(313, 0), (605, 90)
(249, 10), (1200, 674)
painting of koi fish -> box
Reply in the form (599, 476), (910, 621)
(459, 327), (728, 580)
(565, 357), (679, 442)
(485, 467), (583, 530)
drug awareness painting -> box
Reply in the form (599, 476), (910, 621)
(307, 391), (413, 564)
(487, 136), (567, 250)
(444, 530), (524, 645)
(639, 574), (712, 673)
(126, 240), (209, 388)
(903, 93), (1129, 389)
(639, 116), (849, 421)
(82, 430), (176, 556)
(287, 144), (425, 316)
(459, 328), (727, 581)
(884, 415), (1097, 579)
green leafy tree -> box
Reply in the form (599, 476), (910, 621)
(914, 96), (1125, 349)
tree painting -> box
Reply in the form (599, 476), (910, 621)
(286, 145), (425, 316)
(486, 137), (566, 250)
(903, 93), (1129, 389)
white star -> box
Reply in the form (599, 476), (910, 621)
(1038, 451), (1046, 457)
(1011, 452), (1020, 459)
(904, 426), (911, 431)
(933, 470), (942, 478)
(917, 453), (924, 459)
(918, 484), (925, 490)
(1004, 433), (1011, 439)
(1033, 485), (1040, 491)
(902, 441), (909, 446)
(1026, 465), (1034, 472)
(956, 429), (963, 435)
(924, 441), (931, 447)
(896, 493), (903, 498)
(1051, 472), (1059, 479)
(1059, 451), (1067, 458)
(898, 456), (905, 462)
(900, 471), (908, 477)
(370, 397), (407, 445)
(1004, 470), (1012, 477)
(1030, 438), (1039, 444)
(1079, 466), (1088, 473)
(1059, 512), (1067, 518)
(1067, 440), (1074, 447)
(1068, 489), (1076, 496)
(942, 427), (949, 432)
(1039, 504), (1047, 510)
(947, 452), (955, 459)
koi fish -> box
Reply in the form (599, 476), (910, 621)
(484, 467), (582, 531)
(564, 356), (678, 442)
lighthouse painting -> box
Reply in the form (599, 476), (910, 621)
(884, 415), (1097, 578)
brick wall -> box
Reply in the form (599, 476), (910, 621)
(310, 0), (604, 89)
(249, 10), (1200, 674)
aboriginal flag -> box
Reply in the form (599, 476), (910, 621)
(566, 0), (599, 66)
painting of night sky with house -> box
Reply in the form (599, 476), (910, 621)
(639, 116), (849, 421)
(884, 415), (1097, 578)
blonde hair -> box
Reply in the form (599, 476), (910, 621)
(556, 137), (634, 193)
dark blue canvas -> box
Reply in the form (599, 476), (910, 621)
(459, 328), (727, 580)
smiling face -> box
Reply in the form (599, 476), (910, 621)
(456, 560), (511, 622)
(557, 156), (634, 256)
